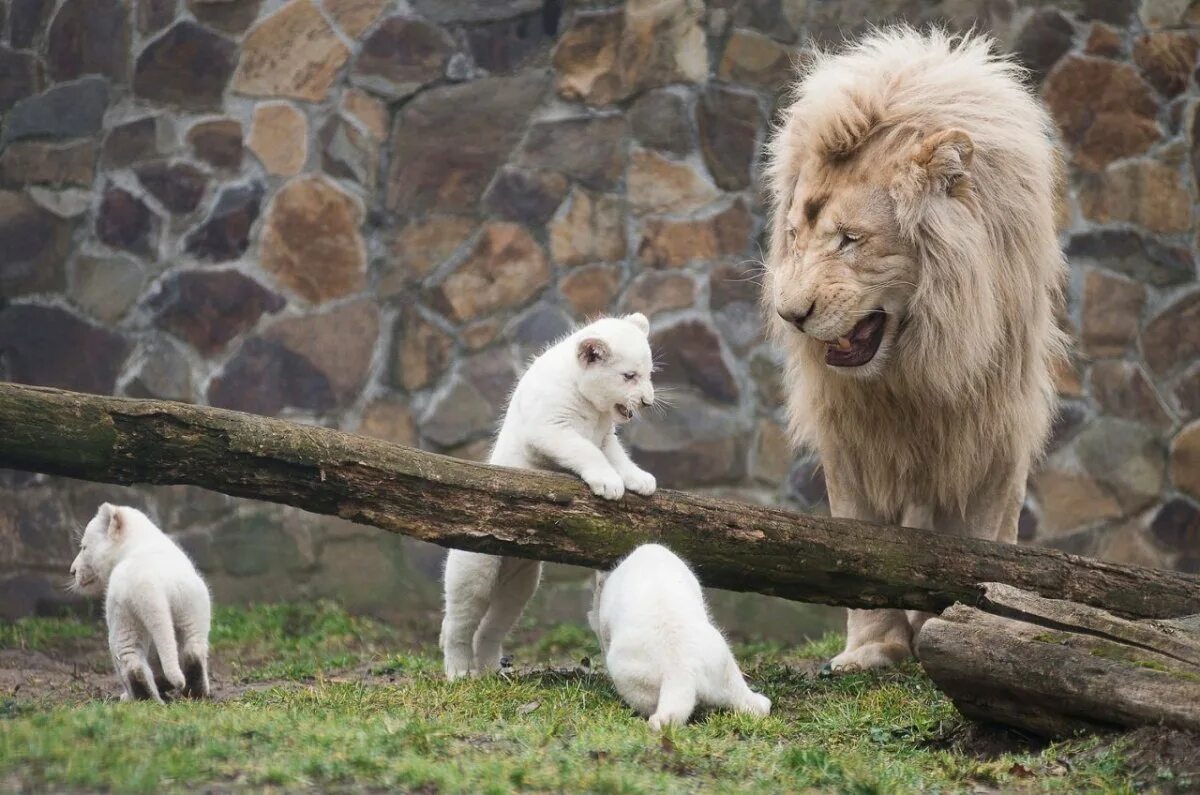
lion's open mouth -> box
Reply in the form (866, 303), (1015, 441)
(614, 404), (633, 421)
(825, 310), (887, 367)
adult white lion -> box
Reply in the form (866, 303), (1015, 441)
(764, 27), (1068, 670)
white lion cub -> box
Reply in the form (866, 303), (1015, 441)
(589, 544), (771, 729)
(70, 503), (212, 702)
(441, 313), (657, 680)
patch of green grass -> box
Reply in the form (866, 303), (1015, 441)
(0, 614), (101, 651)
(0, 605), (1141, 793)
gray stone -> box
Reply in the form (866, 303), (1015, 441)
(70, 255), (146, 323)
(321, 116), (379, 190)
(516, 115), (629, 190)
(482, 166), (571, 227)
(0, 47), (38, 112)
(650, 319), (739, 404)
(47, 0), (130, 82)
(1011, 10), (1075, 82)
(1, 77), (110, 146)
(411, 0), (540, 23)
(1073, 418), (1166, 513)
(624, 389), (745, 487)
(511, 304), (571, 359)
(1066, 230), (1194, 287)
(420, 376), (496, 448)
(125, 336), (195, 401)
(630, 90), (693, 156)
(352, 16), (455, 100)
(696, 84), (761, 191)
(10, 0), (55, 48)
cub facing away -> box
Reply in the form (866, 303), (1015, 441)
(590, 544), (771, 729)
(71, 503), (212, 702)
(441, 313), (657, 680)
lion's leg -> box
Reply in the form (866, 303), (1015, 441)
(899, 504), (938, 641)
(826, 475), (913, 672)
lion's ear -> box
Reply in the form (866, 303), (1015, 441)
(914, 128), (973, 194)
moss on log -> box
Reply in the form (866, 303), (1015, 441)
(1, 383), (1198, 618)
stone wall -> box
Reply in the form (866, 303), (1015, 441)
(1, 0), (1197, 625)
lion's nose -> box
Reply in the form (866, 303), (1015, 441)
(778, 301), (817, 331)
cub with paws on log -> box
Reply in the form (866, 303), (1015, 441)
(70, 503), (212, 702)
(590, 544), (771, 729)
(441, 313), (657, 680)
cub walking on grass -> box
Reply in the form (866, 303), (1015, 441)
(441, 313), (658, 680)
(70, 503), (212, 702)
(589, 544), (771, 729)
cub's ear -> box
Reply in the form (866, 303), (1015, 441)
(100, 503), (125, 540)
(577, 337), (610, 366)
(914, 128), (973, 194)
(623, 312), (650, 335)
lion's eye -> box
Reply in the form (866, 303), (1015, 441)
(623, 372), (637, 382)
(838, 231), (862, 250)
(786, 227), (797, 243)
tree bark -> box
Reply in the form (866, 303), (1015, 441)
(1, 382), (1198, 619)
(917, 583), (1200, 737)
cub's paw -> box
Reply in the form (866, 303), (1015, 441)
(622, 468), (657, 497)
(742, 693), (772, 717)
(583, 468), (625, 500)
(443, 649), (476, 681)
(827, 641), (911, 673)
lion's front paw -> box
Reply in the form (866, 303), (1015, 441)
(827, 642), (912, 673)
(621, 467), (656, 496)
(582, 468), (625, 500)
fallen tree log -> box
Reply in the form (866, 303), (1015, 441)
(917, 583), (1200, 738)
(1, 382), (1198, 619)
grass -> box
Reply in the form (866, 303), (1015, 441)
(0, 602), (1146, 793)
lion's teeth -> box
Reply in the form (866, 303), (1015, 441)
(836, 336), (852, 351)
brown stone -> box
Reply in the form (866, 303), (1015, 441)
(1097, 522), (1168, 568)
(266, 301), (379, 404)
(461, 319), (501, 350)
(1011, 9), (1074, 82)
(134, 160), (207, 214)
(133, 21), (236, 111)
(10, 0), (54, 49)
(1151, 498), (1200, 553)
(516, 115), (629, 191)
(387, 72), (548, 214)
(390, 310), (453, 392)
(552, 2), (707, 107)
(651, 319), (738, 404)
(0, 48), (37, 112)
(620, 271), (695, 317)
(248, 103), (308, 177)
(187, 0), (261, 35)
(149, 270), (285, 356)
(628, 149), (720, 215)
(434, 222), (549, 322)
(697, 85), (762, 191)
(630, 89), (693, 156)
(0, 304), (129, 393)
(340, 88), (388, 141)
(352, 15), (453, 99)
(1144, 292), (1200, 378)
(260, 176), (366, 303)
(1043, 56), (1160, 170)
(187, 118), (243, 169)
(1173, 366), (1200, 420)
(139, 0), (176, 34)
(1033, 468), (1123, 536)
(234, 0), (350, 102)
(481, 166), (571, 227)
(0, 139), (96, 187)
(1080, 270), (1145, 357)
(1172, 422), (1200, 500)
(1091, 360), (1173, 429)
(464, 11), (556, 74)
(326, 0), (385, 37)
(638, 199), (754, 267)
(208, 337), (334, 415)
(709, 261), (761, 309)
(380, 215), (475, 294)
(184, 182), (263, 262)
(1133, 31), (1199, 97)
(751, 418), (792, 484)
(0, 191), (71, 297)
(1085, 23), (1123, 56)
(357, 399), (417, 447)
(560, 264), (622, 318)
(548, 189), (626, 268)
(1139, 0), (1200, 27)
(1079, 159), (1192, 233)
(1052, 354), (1084, 398)
(47, 0), (129, 82)
(1067, 229), (1194, 287)
(717, 28), (792, 89)
(96, 185), (158, 258)
(320, 115), (379, 189)
(69, 255), (146, 323)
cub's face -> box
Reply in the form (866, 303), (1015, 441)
(70, 504), (121, 596)
(575, 313), (655, 424)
